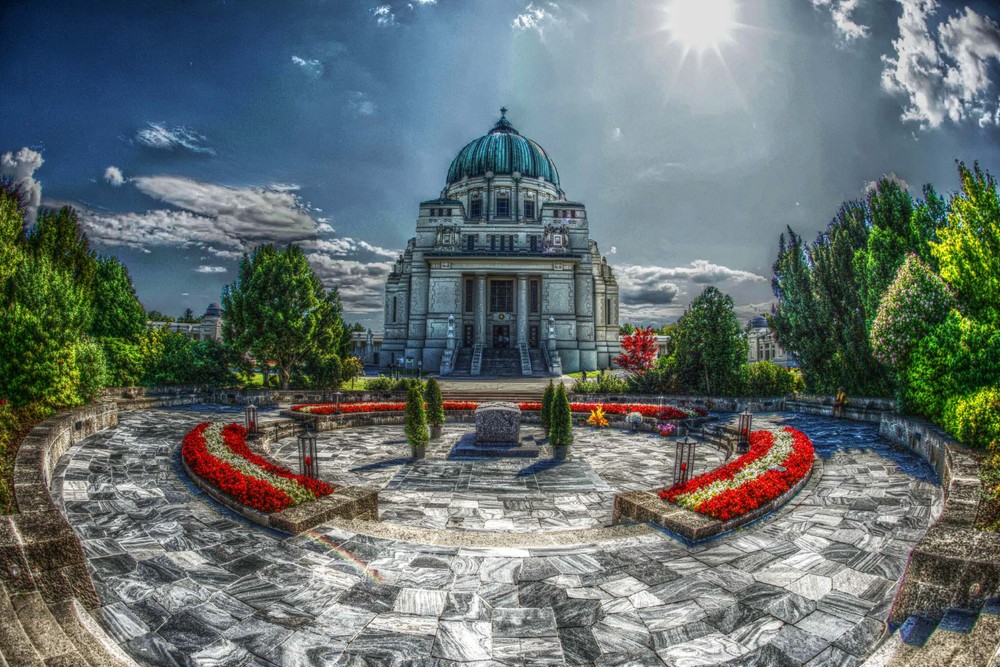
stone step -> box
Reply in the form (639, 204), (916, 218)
(11, 592), (81, 664)
(0, 591), (47, 667)
(52, 599), (139, 667)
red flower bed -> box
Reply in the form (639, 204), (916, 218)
(292, 401), (705, 420)
(659, 427), (814, 521)
(182, 422), (334, 513)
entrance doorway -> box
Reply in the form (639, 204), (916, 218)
(493, 325), (511, 349)
(463, 324), (474, 347)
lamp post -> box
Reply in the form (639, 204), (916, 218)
(335, 391), (342, 414)
(737, 411), (753, 455)
(298, 429), (318, 478)
(244, 403), (258, 436)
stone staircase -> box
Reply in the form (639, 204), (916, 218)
(0, 588), (136, 666)
(452, 348), (474, 375)
(871, 599), (1000, 666)
(479, 349), (524, 376)
(529, 349), (548, 375)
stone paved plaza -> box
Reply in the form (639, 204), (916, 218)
(52, 406), (941, 666)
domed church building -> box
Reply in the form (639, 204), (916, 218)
(381, 109), (620, 376)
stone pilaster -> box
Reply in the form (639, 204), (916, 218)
(475, 274), (487, 345)
(516, 274), (528, 346)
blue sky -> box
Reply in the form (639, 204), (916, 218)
(2, 0), (999, 329)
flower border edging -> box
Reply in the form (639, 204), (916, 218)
(178, 424), (378, 534)
(612, 453), (818, 542)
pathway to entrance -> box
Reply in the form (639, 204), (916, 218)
(53, 407), (940, 666)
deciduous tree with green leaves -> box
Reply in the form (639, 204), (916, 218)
(671, 286), (747, 396)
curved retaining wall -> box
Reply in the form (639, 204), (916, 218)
(3, 402), (137, 666)
(880, 414), (999, 623)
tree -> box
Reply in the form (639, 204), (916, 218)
(90, 256), (147, 340)
(25, 206), (97, 295)
(404, 383), (428, 450)
(0, 254), (92, 407)
(614, 327), (658, 375)
(931, 162), (1000, 327)
(0, 182), (26, 284)
(340, 356), (364, 389)
(618, 322), (636, 336)
(425, 377), (445, 427)
(177, 308), (199, 323)
(870, 254), (954, 373)
(147, 310), (174, 323)
(671, 286), (747, 396)
(222, 244), (335, 389)
(549, 382), (574, 448)
(541, 380), (555, 434)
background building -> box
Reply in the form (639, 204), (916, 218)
(147, 303), (224, 343)
(746, 315), (794, 367)
(381, 110), (620, 376)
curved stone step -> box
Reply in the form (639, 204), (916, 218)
(11, 592), (79, 663)
(0, 591), (46, 666)
(51, 599), (139, 667)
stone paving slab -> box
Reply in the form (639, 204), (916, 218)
(51, 407), (942, 666)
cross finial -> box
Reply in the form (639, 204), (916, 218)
(500, 106), (508, 117)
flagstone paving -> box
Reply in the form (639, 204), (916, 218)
(52, 406), (942, 666)
(265, 424), (726, 532)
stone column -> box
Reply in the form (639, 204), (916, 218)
(516, 274), (528, 346)
(475, 274), (487, 345)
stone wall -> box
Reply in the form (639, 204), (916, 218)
(785, 394), (895, 423)
(572, 394), (786, 414)
(880, 414), (999, 623)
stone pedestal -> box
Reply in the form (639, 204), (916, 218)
(475, 402), (521, 445)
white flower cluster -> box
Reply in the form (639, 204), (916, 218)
(203, 424), (317, 506)
(674, 428), (794, 510)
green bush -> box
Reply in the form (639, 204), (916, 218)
(365, 375), (395, 391)
(572, 374), (630, 395)
(74, 337), (108, 403)
(742, 361), (801, 397)
(541, 380), (555, 434)
(340, 356), (364, 389)
(302, 353), (342, 390)
(404, 383), (428, 448)
(425, 377), (444, 426)
(549, 383), (574, 448)
(942, 387), (1000, 451)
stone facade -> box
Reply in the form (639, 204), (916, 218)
(381, 111), (620, 374)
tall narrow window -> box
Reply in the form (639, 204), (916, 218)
(496, 196), (510, 217)
(490, 235), (497, 251)
(466, 234), (476, 251)
(524, 200), (535, 219)
(470, 198), (482, 218)
(530, 280), (539, 313)
(489, 280), (514, 313)
(529, 235), (538, 252)
(605, 298), (611, 325)
(464, 279), (474, 313)
(392, 296), (398, 323)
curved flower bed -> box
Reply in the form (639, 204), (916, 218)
(182, 422), (334, 513)
(659, 426), (814, 521)
(292, 400), (705, 420)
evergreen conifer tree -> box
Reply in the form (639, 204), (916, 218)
(550, 382), (573, 448)
(404, 383), (428, 452)
(541, 379), (555, 435)
(425, 377), (445, 426)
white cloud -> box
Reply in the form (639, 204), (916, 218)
(0, 147), (44, 223)
(882, 1), (1000, 128)
(348, 91), (377, 116)
(306, 256), (393, 311)
(372, 5), (395, 26)
(104, 165), (125, 186)
(195, 265), (227, 273)
(291, 55), (323, 77)
(618, 260), (765, 308)
(810, 0), (869, 41)
(134, 122), (216, 154)
(865, 171), (910, 194)
(512, 2), (562, 38)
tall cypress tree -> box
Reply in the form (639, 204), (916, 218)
(550, 382), (573, 448)
(541, 379), (555, 435)
(404, 383), (428, 451)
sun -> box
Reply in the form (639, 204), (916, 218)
(663, 0), (738, 55)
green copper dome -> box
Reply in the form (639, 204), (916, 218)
(446, 110), (560, 187)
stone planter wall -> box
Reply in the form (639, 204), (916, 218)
(568, 394), (786, 413)
(214, 388), (409, 407)
(612, 458), (818, 542)
(785, 394), (896, 423)
(880, 415), (999, 623)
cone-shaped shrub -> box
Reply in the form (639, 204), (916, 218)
(541, 379), (555, 435)
(550, 382), (574, 448)
(405, 383), (429, 448)
(425, 377), (445, 426)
